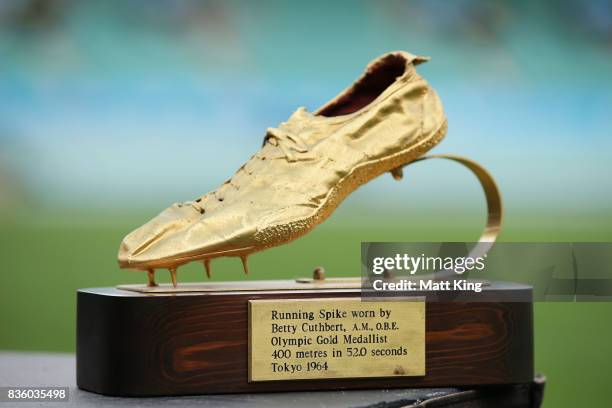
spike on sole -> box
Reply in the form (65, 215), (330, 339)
(169, 268), (178, 287)
(240, 255), (249, 275)
(390, 166), (404, 181)
(204, 259), (212, 279)
(147, 269), (157, 287)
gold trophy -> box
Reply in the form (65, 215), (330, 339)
(76, 52), (532, 396)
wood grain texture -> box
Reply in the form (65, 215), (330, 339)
(76, 283), (533, 396)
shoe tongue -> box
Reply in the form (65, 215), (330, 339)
(276, 107), (317, 136)
(265, 106), (328, 159)
(287, 106), (313, 123)
(283, 106), (327, 133)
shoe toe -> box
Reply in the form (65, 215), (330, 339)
(118, 203), (201, 268)
(118, 202), (257, 268)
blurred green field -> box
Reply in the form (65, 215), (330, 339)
(1, 208), (611, 407)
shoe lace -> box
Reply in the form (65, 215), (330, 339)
(264, 128), (310, 162)
(263, 108), (316, 163)
(189, 109), (316, 210)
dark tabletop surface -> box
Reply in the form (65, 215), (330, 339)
(0, 352), (460, 408)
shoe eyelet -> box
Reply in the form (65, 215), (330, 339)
(218, 197), (224, 202)
(195, 198), (202, 203)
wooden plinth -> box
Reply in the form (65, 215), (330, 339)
(76, 281), (533, 396)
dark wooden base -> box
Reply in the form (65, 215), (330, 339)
(76, 282), (533, 396)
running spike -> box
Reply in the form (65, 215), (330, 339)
(147, 269), (157, 287)
(240, 255), (249, 275)
(390, 166), (404, 181)
(169, 267), (177, 287)
(204, 259), (212, 279)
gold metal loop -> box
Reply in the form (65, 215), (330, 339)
(409, 154), (502, 242)
(406, 154), (503, 277)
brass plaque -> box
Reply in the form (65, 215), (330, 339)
(248, 297), (425, 381)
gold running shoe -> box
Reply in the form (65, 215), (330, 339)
(118, 51), (447, 286)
